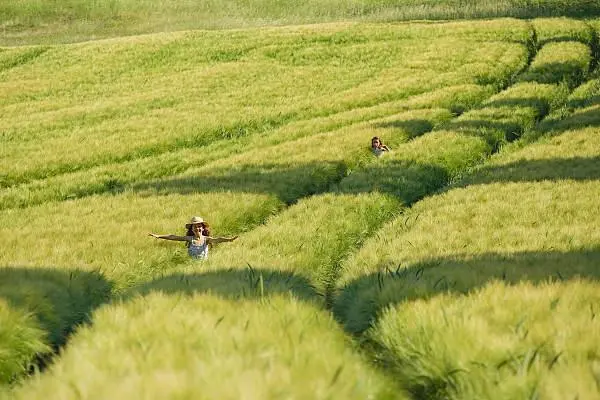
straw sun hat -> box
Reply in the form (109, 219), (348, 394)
(185, 216), (204, 228)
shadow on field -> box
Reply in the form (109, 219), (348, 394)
(440, 97), (554, 145)
(567, 94), (600, 109)
(442, 94), (563, 144)
(537, 36), (594, 48)
(132, 162), (347, 204)
(336, 159), (448, 206)
(519, 61), (587, 88)
(334, 248), (600, 334)
(0, 266), (111, 347)
(443, 119), (522, 143)
(461, 155), (600, 186)
(372, 119), (436, 139)
(127, 268), (319, 303)
(540, 105), (600, 136)
(478, 96), (552, 115)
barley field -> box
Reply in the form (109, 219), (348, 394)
(2, 0), (600, 45)
(1, 5), (599, 399)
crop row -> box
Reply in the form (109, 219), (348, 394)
(1, 19), (597, 395)
(334, 106), (600, 398)
(0, 191), (283, 386)
(6, 88), (573, 396)
(8, 18), (591, 206)
(0, 20), (532, 188)
(331, 26), (600, 396)
(8, 295), (404, 399)
(0, 84), (491, 210)
(0, 104), (451, 387)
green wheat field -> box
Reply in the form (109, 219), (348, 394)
(1, 1), (600, 399)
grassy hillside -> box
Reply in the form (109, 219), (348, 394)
(0, 20), (530, 200)
(9, 295), (405, 400)
(333, 25), (600, 397)
(1, 14), (600, 400)
(1, 0), (600, 45)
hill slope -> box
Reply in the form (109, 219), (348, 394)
(1, 0), (600, 45)
(1, 16), (600, 400)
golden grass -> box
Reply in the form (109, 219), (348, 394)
(186, 193), (400, 299)
(530, 17), (595, 45)
(518, 41), (591, 88)
(448, 82), (569, 145)
(0, 20), (530, 187)
(10, 294), (405, 399)
(0, 299), (50, 384)
(0, 266), (110, 385)
(464, 125), (600, 185)
(333, 86), (600, 397)
(336, 130), (491, 204)
(1, 16), (599, 396)
(566, 78), (600, 109)
(335, 120), (600, 331)
(133, 108), (453, 203)
(0, 85), (491, 211)
(371, 280), (600, 400)
(0, 192), (283, 291)
(0, 21), (533, 386)
(1, 1), (597, 46)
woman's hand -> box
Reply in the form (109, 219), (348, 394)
(148, 233), (159, 238)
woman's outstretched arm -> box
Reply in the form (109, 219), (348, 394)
(148, 233), (191, 241)
(206, 235), (239, 244)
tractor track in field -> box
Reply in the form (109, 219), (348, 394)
(328, 19), (600, 322)
(321, 22), (541, 308)
(8, 20), (600, 397)
(324, 21), (600, 399)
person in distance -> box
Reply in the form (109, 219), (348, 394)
(149, 216), (238, 260)
(371, 136), (391, 157)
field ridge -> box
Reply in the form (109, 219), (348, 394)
(1, 17), (599, 399)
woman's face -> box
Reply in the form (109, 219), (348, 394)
(192, 224), (203, 235)
(372, 139), (380, 148)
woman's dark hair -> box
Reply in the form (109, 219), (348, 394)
(201, 222), (211, 237)
(371, 136), (383, 147)
(185, 222), (211, 247)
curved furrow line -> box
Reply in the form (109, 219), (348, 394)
(0, 86), (489, 211)
(6, 19), (597, 398)
(0, 21), (530, 189)
(0, 21), (533, 395)
(333, 15), (596, 334)
(331, 18), (600, 400)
